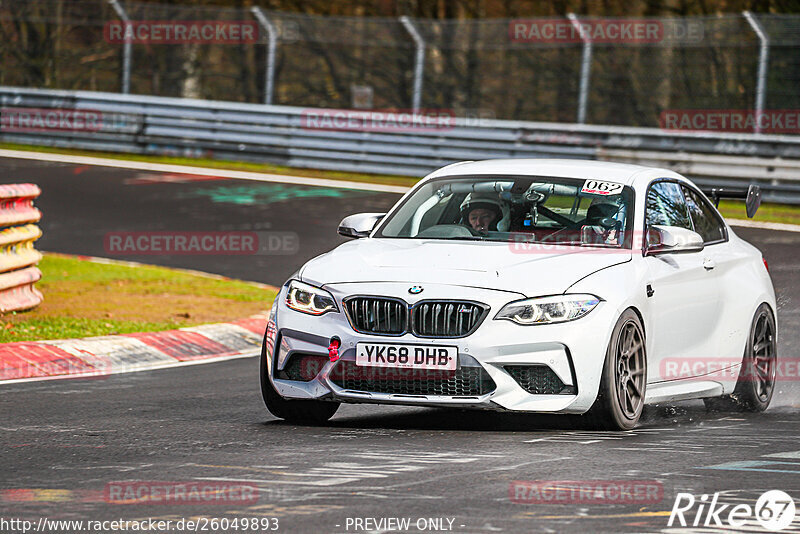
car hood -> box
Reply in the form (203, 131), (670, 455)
(299, 238), (631, 297)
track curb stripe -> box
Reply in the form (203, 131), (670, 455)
(0, 314), (267, 383)
(125, 330), (233, 361)
(0, 343), (93, 380)
(227, 316), (268, 337)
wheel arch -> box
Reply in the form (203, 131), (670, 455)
(626, 305), (646, 339)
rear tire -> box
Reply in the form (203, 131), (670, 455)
(704, 303), (776, 413)
(260, 338), (340, 424)
(584, 309), (647, 430)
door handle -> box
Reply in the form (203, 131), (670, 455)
(703, 258), (716, 271)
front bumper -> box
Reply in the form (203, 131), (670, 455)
(266, 282), (616, 414)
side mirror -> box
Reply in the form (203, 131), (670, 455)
(645, 225), (704, 256)
(338, 213), (386, 239)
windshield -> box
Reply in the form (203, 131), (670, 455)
(376, 175), (634, 248)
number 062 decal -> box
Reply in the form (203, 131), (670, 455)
(581, 179), (624, 196)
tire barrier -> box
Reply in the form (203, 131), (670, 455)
(0, 184), (43, 313)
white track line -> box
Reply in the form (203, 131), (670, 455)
(728, 219), (800, 233)
(0, 148), (411, 194)
(0, 349), (260, 386)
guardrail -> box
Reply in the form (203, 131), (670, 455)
(0, 184), (43, 313)
(2, 86), (800, 203)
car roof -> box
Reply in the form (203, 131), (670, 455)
(423, 158), (692, 191)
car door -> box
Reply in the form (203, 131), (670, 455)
(680, 184), (744, 367)
(644, 180), (722, 381)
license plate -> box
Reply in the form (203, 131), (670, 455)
(355, 343), (458, 371)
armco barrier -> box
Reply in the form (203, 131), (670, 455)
(0, 184), (43, 313)
(2, 87), (800, 202)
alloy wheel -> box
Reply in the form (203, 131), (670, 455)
(750, 310), (777, 402)
(615, 321), (646, 419)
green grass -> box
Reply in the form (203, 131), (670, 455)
(41, 255), (271, 301)
(0, 316), (195, 343)
(0, 253), (277, 343)
(718, 200), (800, 225)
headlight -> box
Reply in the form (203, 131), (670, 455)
(495, 294), (600, 325)
(285, 280), (338, 315)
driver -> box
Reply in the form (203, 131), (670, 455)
(582, 196), (626, 245)
(460, 193), (509, 234)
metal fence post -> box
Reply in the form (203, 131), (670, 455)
(567, 13), (592, 125)
(400, 16), (425, 113)
(108, 0), (131, 94)
(743, 11), (769, 134)
(251, 7), (278, 105)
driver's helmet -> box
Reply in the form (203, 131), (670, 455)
(586, 195), (626, 229)
(459, 192), (511, 231)
(582, 195), (626, 245)
(585, 202), (620, 226)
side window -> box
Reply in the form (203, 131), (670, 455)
(682, 186), (726, 243)
(645, 181), (692, 230)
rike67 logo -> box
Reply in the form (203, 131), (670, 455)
(669, 490), (796, 531)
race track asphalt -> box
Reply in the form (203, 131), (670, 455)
(1, 156), (799, 534)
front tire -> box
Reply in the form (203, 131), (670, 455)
(704, 303), (777, 412)
(585, 309), (647, 430)
(260, 339), (340, 424)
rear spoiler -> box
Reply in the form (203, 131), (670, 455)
(701, 184), (762, 218)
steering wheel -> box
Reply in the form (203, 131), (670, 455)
(464, 224), (485, 237)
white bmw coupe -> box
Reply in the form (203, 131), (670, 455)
(260, 159), (776, 429)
